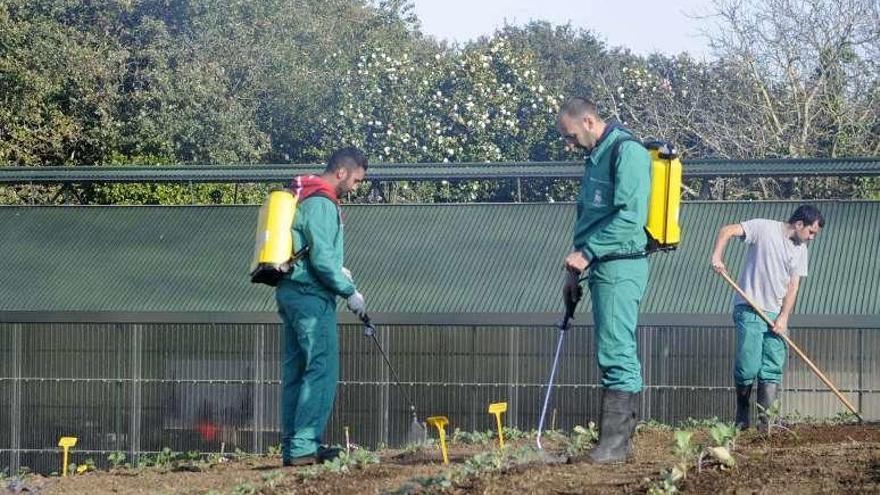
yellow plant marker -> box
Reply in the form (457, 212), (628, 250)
(488, 402), (508, 448)
(58, 437), (78, 477)
(426, 416), (449, 464)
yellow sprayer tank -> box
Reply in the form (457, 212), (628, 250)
(250, 189), (298, 285)
(645, 141), (682, 250)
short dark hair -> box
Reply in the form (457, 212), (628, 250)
(559, 97), (601, 119)
(325, 147), (368, 173)
(788, 204), (825, 228)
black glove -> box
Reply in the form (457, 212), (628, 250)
(562, 270), (583, 307)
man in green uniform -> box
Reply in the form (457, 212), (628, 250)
(711, 205), (824, 432)
(276, 147), (368, 466)
(556, 97), (651, 464)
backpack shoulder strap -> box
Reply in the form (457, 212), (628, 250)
(609, 135), (640, 184)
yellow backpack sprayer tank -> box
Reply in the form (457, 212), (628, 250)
(598, 137), (682, 262)
(250, 189), (301, 286)
(644, 141), (682, 251)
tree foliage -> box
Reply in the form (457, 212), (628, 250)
(0, 0), (877, 204)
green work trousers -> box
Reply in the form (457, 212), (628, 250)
(276, 284), (339, 460)
(733, 304), (785, 385)
(588, 257), (649, 393)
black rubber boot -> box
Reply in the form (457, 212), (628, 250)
(317, 445), (343, 462)
(756, 381), (778, 433)
(734, 384), (752, 430)
(588, 389), (639, 464)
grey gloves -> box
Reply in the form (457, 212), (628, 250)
(346, 291), (366, 319)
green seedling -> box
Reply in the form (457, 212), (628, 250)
(261, 470), (285, 490)
(451, 428), (493, 445)
(501, 426), (529, 440)
(565, 423), (599, 457)
(107, 451), (126, 469)
(232, 482), (257, 495)
(708, 421), (739, 449)
(75, 457), (96, 475)
(757, 399), (798, 438)
(671, 430), (698, 480)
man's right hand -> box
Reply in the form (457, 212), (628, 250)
(710, 256), (727, 274)
(346, 291), (366, 319)
(562, 270), (583, 307)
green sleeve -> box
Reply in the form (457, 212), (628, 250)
(583, 142), (651, 259)
(300, 197), (357, 297)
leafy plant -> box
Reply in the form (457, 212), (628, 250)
(672, 430), (698, 461)
(232, 482), (257, 495)
(75, 458), (97, 475)
(107, 451), (126, 469)
(501, 426), (530, 440)
(399, 439), (435, 456)
(261, 470), (285, 490)
(680, 417), (723, 429)
(564, 423), (599, 457)
(451, 428), (493, 445)
(647, 470), (681, 495)
(638, 419), (673, 432)
(708, 421), (739, 449)
(829, 410), (859, 424)
(299, 447), (380, 478)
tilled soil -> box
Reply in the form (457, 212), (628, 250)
(8, 424), (878, 494)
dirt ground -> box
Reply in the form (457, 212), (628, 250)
(7, 423), (878, 494)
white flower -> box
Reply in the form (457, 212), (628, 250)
(383, 146), (391, 154)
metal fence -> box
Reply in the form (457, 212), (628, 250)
(1, 320), (877, 474)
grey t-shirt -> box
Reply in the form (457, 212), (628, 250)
(735, 219), (809, 313)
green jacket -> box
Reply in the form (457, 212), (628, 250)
(282, 196), (356, 300)
(574, 125), (651, 261)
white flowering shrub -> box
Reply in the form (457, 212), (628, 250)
(317, 37), (569, 202)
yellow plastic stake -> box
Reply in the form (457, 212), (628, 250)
(58, 436), (78, 477)
(488, 402), (508, 448)
(426, 416), (449, 464)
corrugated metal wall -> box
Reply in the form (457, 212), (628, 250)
(1, 321), (877, 474)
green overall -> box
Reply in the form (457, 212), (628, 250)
(574, 125), (651, 393)
(275, 195), (355, 461)
(733, 304), (786, 385)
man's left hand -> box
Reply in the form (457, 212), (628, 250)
(564, 250), (589, 273)
(772, 314), (789, 336)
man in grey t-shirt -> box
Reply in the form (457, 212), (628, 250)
(710, 205), (825, 431)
